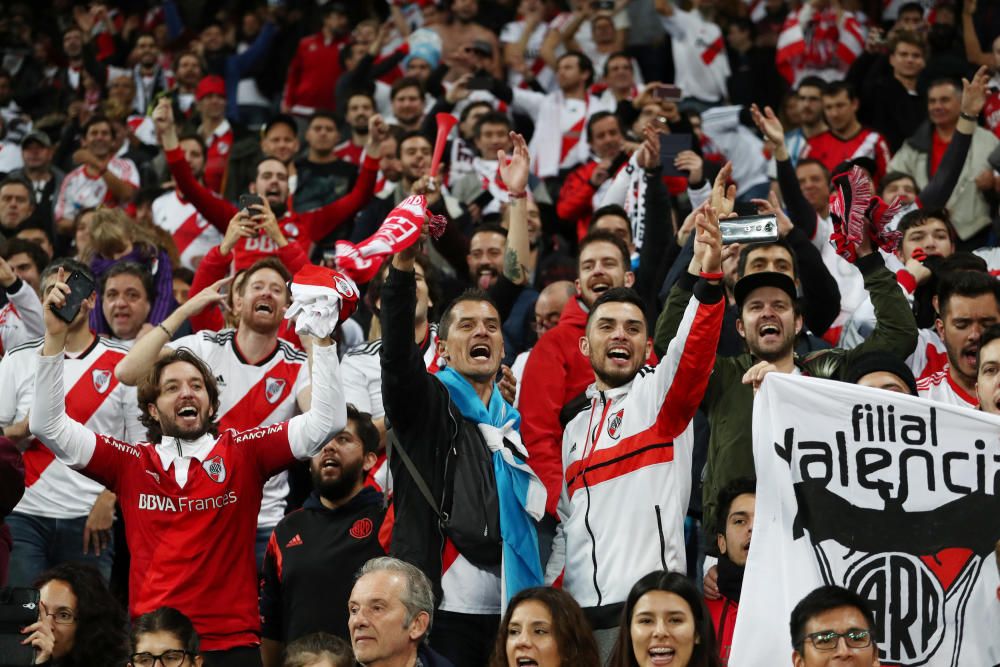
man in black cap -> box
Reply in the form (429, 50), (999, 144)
(9, 132), (62, 242)
(844, 351), (919, 395)
(655, 225), (918, 539)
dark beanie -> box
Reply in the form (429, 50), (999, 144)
(843, 352), (918, 396)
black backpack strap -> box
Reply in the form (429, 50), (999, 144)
(386, 428), (447, 523)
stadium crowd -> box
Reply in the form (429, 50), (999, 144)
(0, 0), (999, 665)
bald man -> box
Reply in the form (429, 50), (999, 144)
(511, 280), (577, 406)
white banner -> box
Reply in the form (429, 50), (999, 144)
(730, 374), (1000, 667)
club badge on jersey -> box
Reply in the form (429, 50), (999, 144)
(203, 455), (227, 483)
(92, 369), (113, 394)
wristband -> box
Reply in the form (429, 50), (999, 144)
(158, 324), (173, 338)
(508, 191), (527, 199)
(699, 270), (724, 281)
(960, 111), (978, 122)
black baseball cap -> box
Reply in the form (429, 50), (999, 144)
(843, 351), (918, 395)
(733, 271), (798, 311)
(20, 131), (52, 148)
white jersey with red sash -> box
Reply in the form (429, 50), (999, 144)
(54, 157), (140, 222)
(168, 329), (310, 529)
(500, 19), (556, 91)
(659, 6), (730, 103)
(151, 190), (223, 270)
(0, 337), (141, 518)
(917, 367), (978, 409)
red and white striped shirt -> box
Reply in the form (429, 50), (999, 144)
(151, 190), (223, 271)
(54, 158), (139, 222)
(0, 337), (142, 518)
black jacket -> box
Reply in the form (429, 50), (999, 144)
(259, 487), (386, 642)
(380, 265), (505, 599)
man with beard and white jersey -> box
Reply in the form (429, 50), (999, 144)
(917, 270), (1000, 408)
(449, 112), (515, 222)
(30, 264), (348, 666)
(115, 257), (311, 567)
(151, 134), (223, 271)
(548, 207), (724, 655)
(0, 258), (142, 587)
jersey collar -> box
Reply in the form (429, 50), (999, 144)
(156, 432), (217, 470)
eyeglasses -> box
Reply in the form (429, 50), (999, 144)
(804, 629), (873, 651)
(45, 608), (76, 625)
(129, 650), (193, 667)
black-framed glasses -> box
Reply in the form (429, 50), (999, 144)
(804, 629), (873, 651)
(129, 650), (194, 667)
(45, 608), (76, 625)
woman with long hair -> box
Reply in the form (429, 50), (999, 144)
(609, 571), (721, 667)
(33, 562), (129, 667)
(128, 607), (203, 667)
(488, 586), (601, 667)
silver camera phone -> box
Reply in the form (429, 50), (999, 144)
(720, 214), (779, 245)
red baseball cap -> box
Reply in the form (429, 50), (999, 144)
(195, 75), (226, 100)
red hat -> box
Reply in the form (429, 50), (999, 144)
(195, 75), (226, 101)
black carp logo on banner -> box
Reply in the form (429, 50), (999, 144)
(773, 403), (1000, 667)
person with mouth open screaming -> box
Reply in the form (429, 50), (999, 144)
(29, 265), (349, 667)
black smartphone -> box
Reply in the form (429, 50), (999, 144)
(659, 133), (693, 177)
(466, 76), (495, 91)
(653, 84), (683, 102)
(238, 193), (263, 215)
(0, 586), (40, 666)
(50, 271), (96, 323)
(470, 189), (494, 209)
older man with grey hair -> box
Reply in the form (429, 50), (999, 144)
(348, 557), (454, 667)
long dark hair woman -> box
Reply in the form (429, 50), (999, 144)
(33, 562), (129, 667)
(488, 586), (602, 667)
(609, 571), (721, 667)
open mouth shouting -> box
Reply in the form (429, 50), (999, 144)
(588, 277), (611, 296)
(470, 343), (492, 362)
(175, 403), (201, 428)
(252, 299), (276, 316)
(607, 344), (632, 366)
(515, 657), (540, 666)
(647, 646), (677, 665)
(757, 322), (782, 344)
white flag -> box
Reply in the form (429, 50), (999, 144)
(730, 373), (1000, 667)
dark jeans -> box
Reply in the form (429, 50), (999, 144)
(430, 610), (500, 667)
(202, 646), (263, 667)
(6, 512), (114, 586)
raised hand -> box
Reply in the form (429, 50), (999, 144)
(750, 104), (785, 148)
(750, 190), (793, 237)
(184, 276), (234, 317)
(366, 114), (389, 157)
(961, 65), (991, 118)
(711, 162), (736, 217)
(152, 96), (178, 150)
(635, 124), (661, 170)
(498, 131), (530, 195)
(693, 205), (723, 276)
(221, 210), (257, 256)
(674, 150), (704, 185)
(252, 196), (287, 247)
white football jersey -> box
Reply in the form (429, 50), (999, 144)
(169, 329), (310, 528)
(54, 158), (139, 221)
(151, 190), (223, 270)
(0, 337), (142, 518)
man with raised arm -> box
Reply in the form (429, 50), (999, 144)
(29, 268), (348, 667)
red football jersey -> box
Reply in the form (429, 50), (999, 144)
(802, 127), (891, 182)
(83, 423), (296, 650)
